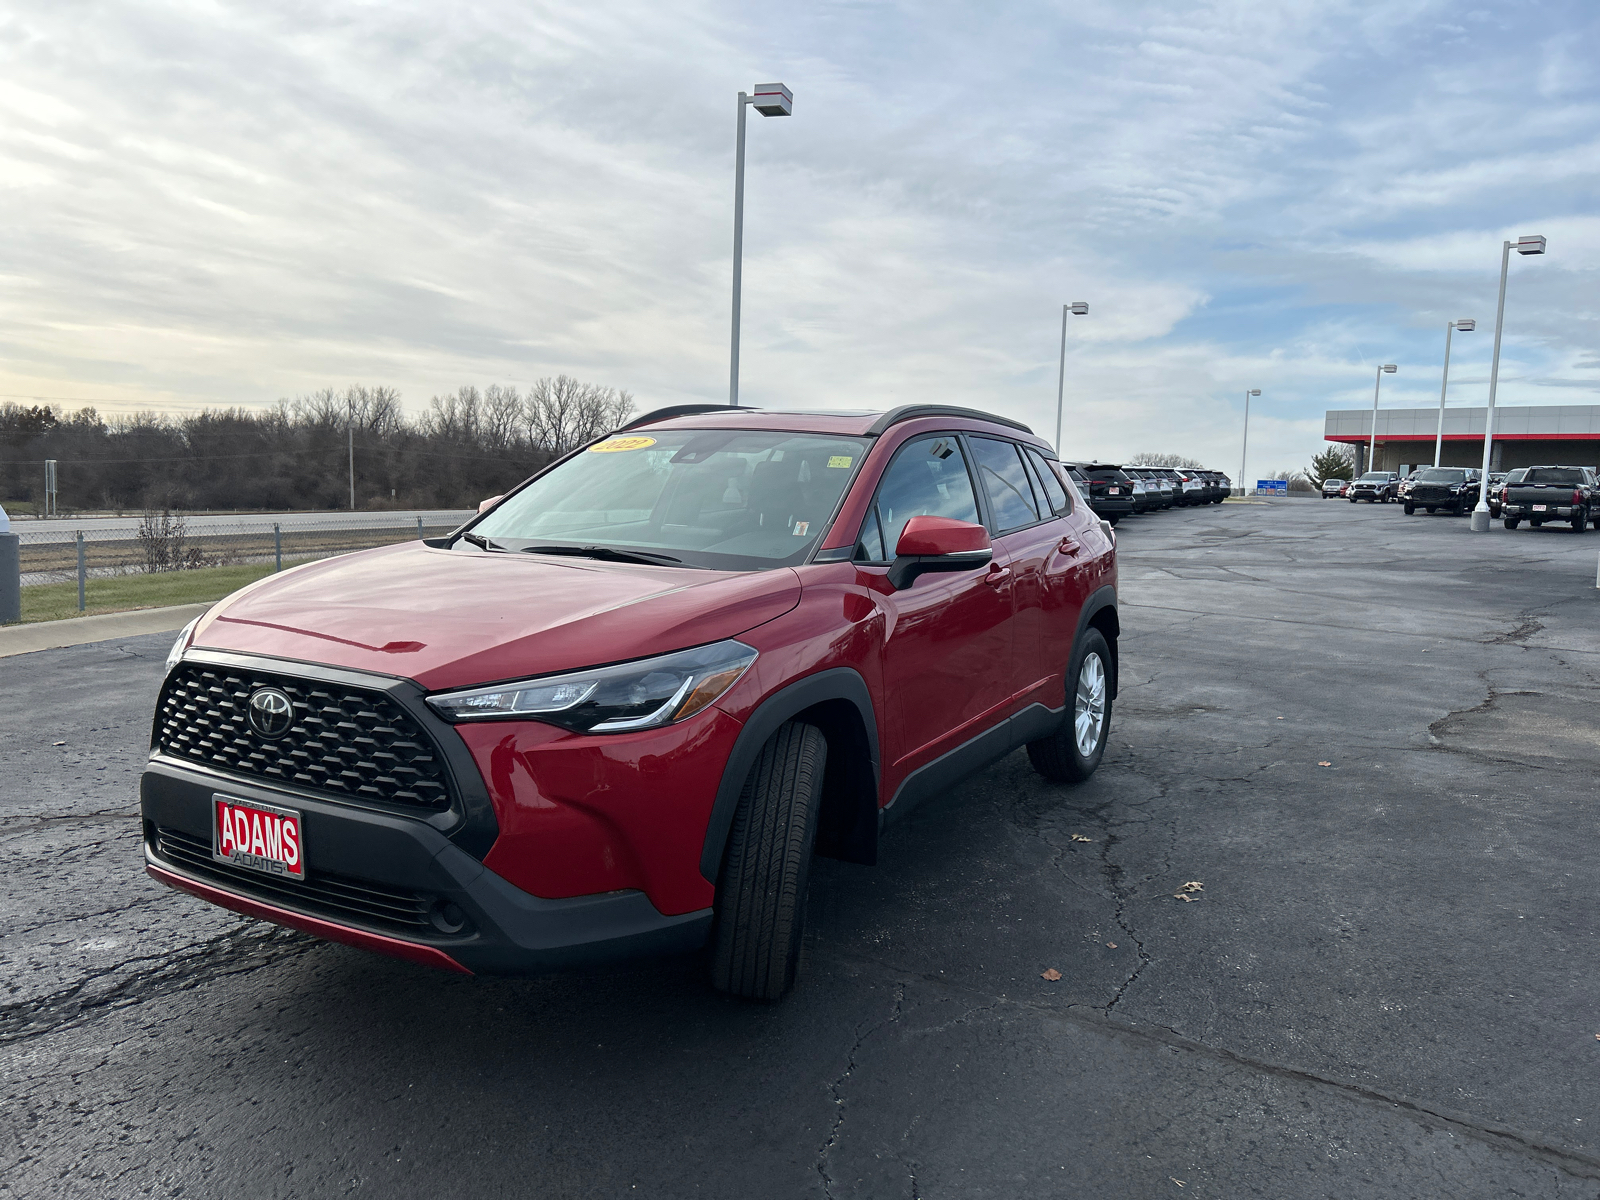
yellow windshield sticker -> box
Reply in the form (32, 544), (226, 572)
(827, 455), (853, 469)
(590, 436), (657, 453)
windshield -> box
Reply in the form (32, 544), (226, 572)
(1524, 467), (1586, 484)
(1417, 468), (1466, 483)
(1359, 472), (1389, 481)
(473, 429), (870, 571)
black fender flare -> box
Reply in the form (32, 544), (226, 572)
(698, 667), (880, 885)
(1075, 585), (1119, 699)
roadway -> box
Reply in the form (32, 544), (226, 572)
(5, 499), (1600, 1197)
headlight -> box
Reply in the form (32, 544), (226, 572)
(426, 639), (759, 733)
(165, 616), (201, 672)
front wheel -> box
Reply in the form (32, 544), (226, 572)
(1349, 497), (1357, 504)
(1027, 629), (1112, 785)
(710, 721), (827, 1002)
(1404, 502), (1415, 515)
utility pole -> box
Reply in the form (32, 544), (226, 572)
(348, 395), (356, 511)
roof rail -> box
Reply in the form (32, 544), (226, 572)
(864, 405), (1033, 437)
(617, 404), (757, 431)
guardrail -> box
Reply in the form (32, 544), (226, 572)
(9, 513), (472, 615)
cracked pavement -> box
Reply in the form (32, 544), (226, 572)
(4, 499), (1600, 1197)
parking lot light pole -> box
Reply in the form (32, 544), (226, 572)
(1368, 364), (1397, 473)
(1054, 302), (1089, 453)
(1434, 320), (1475, 467)
(729, 83), (792, 406)
(1238, 389), (1259, 496)
(1472, 235), (1547, 531)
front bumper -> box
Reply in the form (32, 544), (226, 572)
(141, 760), (712, 975)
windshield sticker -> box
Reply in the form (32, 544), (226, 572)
(827, 455), (853, 469)
(590, 436), (657, 453)
(793, 521), (810, 537)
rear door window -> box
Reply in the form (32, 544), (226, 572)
(969, 437), (1042, 532)
(1022, 446), (1072, 514)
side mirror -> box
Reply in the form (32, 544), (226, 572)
(887, 516), (992, 590)
(478, 495), (505, 514)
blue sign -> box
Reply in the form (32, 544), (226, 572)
(1256, 479), (1288, 494)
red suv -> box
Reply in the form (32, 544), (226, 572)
(143, 404), (1118, 1000)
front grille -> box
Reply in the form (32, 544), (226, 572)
(154, 825), (441, 934)
(156, 662), (453, 811)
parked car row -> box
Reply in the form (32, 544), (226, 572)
(1061, 463), (1232, 525)
(1331, 463), (1600, 531)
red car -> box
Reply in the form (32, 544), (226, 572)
(143, 404), (1118, 1000)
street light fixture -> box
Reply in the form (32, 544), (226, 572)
(728, 83), (792, 405)
(1053, 302), (1089, 453)
(1433, 319), (1475, 467)
(1238, 389), (1260, 496)
(1471, 234), (1547, 530)
(1367, 364), (1397, 473)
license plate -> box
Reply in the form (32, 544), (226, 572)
(1533, 504), (1547, 512)
(1108, 488), (1120, 494)
(213, 794), (305, 879)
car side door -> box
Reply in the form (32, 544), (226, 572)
(964, 436), (1087, 718)
(851, 433), (1017, 780)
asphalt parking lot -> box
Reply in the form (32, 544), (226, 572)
(5, 498), (1600, 1199)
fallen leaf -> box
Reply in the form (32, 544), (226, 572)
(1070, 834), (1093, 843)
(1171, 1179), (1186, 1188)
(1174, 893), (1200, 902)
(1040, 968), (1062, 981)
(1317, 761), (1332, 767)
(1178, 881), (1204, 892)
(1106, 942), (1118, 949)
(53, 741), (67, 747)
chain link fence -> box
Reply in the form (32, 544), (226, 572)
(13, 512), (473, 609)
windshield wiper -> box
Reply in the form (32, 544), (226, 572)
(460, 532), (506, 552)
(522, 544), (683, 566)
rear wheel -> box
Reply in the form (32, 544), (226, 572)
(1425, 506), (1436, 513)
(1531, 520), (1543, 528)
(710, 721), (827, 1002)
(1504, 518), (1520, 530)
(1027, 629), (1112, 785)
(1574, 508), (1588, 532)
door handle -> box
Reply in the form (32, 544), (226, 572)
(1057, 537), (1081, 555)
(984, 565), (1012, 588)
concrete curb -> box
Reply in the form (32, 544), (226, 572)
(0, 602), (210, 658)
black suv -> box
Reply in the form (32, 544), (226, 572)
(1403, 467), (1482, 516)
(1348, 471), (1400, 503)
(1067, 463), (1137, 524)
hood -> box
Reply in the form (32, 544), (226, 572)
(193, 542), (802, 690)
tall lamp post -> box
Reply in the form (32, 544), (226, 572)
(1238, 389), (1260, 496)
(1471, 235), (1547, 531)
(1433, 319), (1475, 467)
(1367, 364), (1397, 474)
(1054, 302), (1089, 453)
(728, 83), (792, 405)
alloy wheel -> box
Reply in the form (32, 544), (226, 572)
(1074, 652), (1107, 758)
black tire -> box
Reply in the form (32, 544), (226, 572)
(1574, 508), (1588, 532)
(709, 721), (827, 1002)
(1403, 502), (1415, 515)
(1027, 628), (1113, 785)
(1106, 514), (1120, 526)
(1504, 518), (1520, 530)
(1531, 520), (1543, 528)
(1425, 506), (1436, 514)
(1349, 497), (1356, 504)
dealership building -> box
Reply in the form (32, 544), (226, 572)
(1325, 404), (1600, 475)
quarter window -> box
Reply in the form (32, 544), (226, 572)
(969, 437), (1042, 532)
(856, 435), (981, 562)
(1023, 446), (1071, 515)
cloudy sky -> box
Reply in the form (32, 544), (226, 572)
(3, 0), (1598, 476)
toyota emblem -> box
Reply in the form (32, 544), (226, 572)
(246, 687), (295, 739)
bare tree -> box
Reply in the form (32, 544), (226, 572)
(525, 376), (635, 453)
(1126, 452), (1209, 468)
